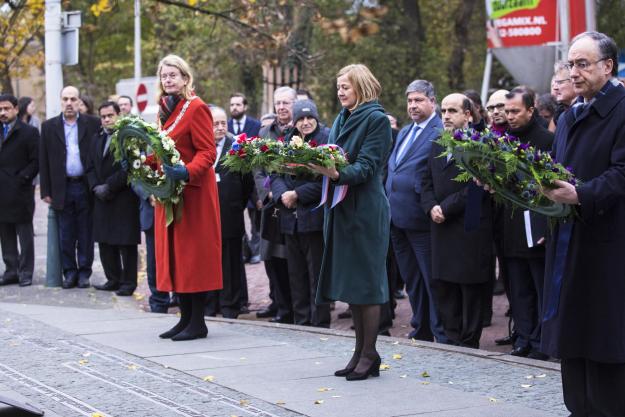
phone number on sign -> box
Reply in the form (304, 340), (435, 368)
(498, 26), (542, 37)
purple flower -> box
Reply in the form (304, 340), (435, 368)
(566, 166), (574, 173)
(232, 143), (240, 151)
(552, 167), (560, 173)
(471, 131), (481, 141)
(519, 143), (530, 151)
(453, 130), (464, 140)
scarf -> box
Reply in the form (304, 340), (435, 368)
(159, 94), (182, 127)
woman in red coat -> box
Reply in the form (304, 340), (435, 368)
(154, 55), (222, 341)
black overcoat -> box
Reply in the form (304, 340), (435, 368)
(421, 142), (493, 284)
(39, 113), (100, 210)
(0, 120), (39, 223)
(501, 115), (554, 258)
(216, 136), (254, 239)
(542, 81), (625, 363)
(85, 129), (140, 245)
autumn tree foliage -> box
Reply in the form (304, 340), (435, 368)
(0, 0), (44, 95)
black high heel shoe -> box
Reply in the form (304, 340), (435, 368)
(334, 366), (356, 377)
(345, 355), (381, 381)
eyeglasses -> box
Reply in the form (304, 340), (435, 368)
(486, 103), (505, 112)
(554, 78), (571, 85)
(564, 58), (609, 71)
(160, 73), (180, 81)
(274, 100), (292, 106)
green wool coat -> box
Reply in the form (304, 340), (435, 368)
(316, 101), (392, 305)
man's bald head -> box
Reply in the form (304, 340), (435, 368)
(440, 93), (472, 131)
(486, 89), (509, 126)
(61, 86), (80, 121)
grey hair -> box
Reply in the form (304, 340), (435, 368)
(210, 106), (227, 117)
(273, 86), (297, 101)
(554, 61), (570, 73)
(571, 31), (619, 76)
(405, 80), (436, 99)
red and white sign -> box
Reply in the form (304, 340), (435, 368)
(136, 83), (148, 113)
(486, 0), (587, 49)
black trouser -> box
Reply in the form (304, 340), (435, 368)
(562, 358), (625, 417)
(434, 280), (487, 348)
(98, 243), (138, 292)
(58, 180), (93, 282)
(264, 256), (291, 319)
(207, 237), (243, 318)
(0, 222), (34, 282)
(285, 231), (330, 327)
(506, 256), (544, 350)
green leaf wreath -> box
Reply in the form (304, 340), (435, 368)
(109, 116), (186, 226)
(436, 128), (579, 218)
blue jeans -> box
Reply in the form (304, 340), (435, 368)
(57, 181), (93, 282)
(145, 227), (169, 312)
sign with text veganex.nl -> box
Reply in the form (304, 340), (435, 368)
(486, 0), (557, 49)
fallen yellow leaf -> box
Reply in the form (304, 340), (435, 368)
(421, 381), (430, 385)
(421, 371), (430, 378)
(379, 364), (390, 371)
(239, 399), (250, 406)
(92, 413), (105, 417)
(276, 400), (286, 405)
(489, 397), (497, 403)
(317, 387), (332, 392)
(127, 364), (138, 370)
(392, 354), (402, 360)
(203, 376), (215, 382)
(314, 400), (324, 405)
(78, 359), (88, 365)
(133, 293), (145, 301)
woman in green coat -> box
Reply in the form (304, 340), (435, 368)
(309, 64), (392, 381)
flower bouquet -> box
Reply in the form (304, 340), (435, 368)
(221, 133), (349, 175)
(436, 128), (578, 218)
(109, 116), (186, 225)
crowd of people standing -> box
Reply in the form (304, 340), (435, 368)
(1, 30), (625, 413)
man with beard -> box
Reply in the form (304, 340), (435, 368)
(228, 93), (260, 137)
(0, 94), (39, 286)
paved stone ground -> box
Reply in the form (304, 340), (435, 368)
(0, 303), (566, 417)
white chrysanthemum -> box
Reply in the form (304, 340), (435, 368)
(171, 155), (179, 164)
(132, 159), (141, 169)
(140, 154), (146, 162)
(291, 136), (304, 148)
(132, 149), (140, 156)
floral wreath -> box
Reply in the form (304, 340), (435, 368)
(109, 116), (186, 225)
(436, 128), (579, 219)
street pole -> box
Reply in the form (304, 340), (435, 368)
(134, 0), (141, 113)
(480, 49), (493, 106)
(558, 0), (570, 61)
(44, 0), (63, 118)
(584, 0), (596, 32)
(44, 0), (64, 287)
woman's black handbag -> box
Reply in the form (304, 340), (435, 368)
(260, 200), (285, 244)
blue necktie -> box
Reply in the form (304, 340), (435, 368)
(2, 124), (8, 141)
(395, 125), (420, 163)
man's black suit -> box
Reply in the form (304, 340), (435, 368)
(228, 116), (261, 138)
(86, 128), (141, 293)
(207, 135), (254, 318)
(39, 113), (100, 286)
(0, 119), (39, 284)
(503, 114), (553, 355)
(421, 142), (493, 348)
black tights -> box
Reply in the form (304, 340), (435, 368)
(345, 304), (381, 373)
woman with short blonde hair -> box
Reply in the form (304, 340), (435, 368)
(309, 64), (392, 381)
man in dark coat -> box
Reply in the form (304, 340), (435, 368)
(271, 99), (331, 328)
(253, 86), (295, 323)
(421, 93), (493, 348)
(501, 87), (553, 360)
(206, 107), (254, 318)
(385, 80), (447, 343)
(86, 102), (140, 296)
(0, 94), (39, 286)
(39, 86), (101, 289)
(542, 32), (625, 416)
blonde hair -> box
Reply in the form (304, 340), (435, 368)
(157, 54), (195, 100)
(337, 64), (381, 108)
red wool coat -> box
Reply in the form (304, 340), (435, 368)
(155, 97), (223, 293)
